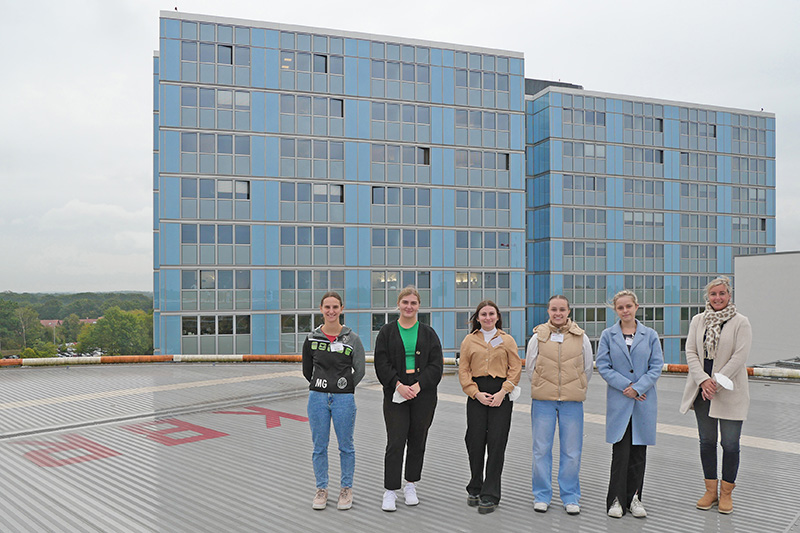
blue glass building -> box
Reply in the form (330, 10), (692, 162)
(153, 12), (527, 357)
(153, 13), (775, 363)
(526, 86), (776, 363)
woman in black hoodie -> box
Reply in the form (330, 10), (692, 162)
(303, 291), (365, 511)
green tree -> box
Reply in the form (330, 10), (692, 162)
(37, 297), (63, 320)
(0, 299), (21, 351)
(15, 306), (44, 348)
(62, 298), (97, 320)
(77, 307), (153, 355)
(27, 340), (58, 358)
(60, 314), (84, 343)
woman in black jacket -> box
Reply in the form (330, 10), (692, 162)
(302, 292), (365, 511)
(374, 286), (444, 512)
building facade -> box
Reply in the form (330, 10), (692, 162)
(154, 12), (776, 363)
(526, 87), (776, 363)
(153, 12), (527, 357)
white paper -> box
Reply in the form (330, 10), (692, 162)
(490, 337), (503, 348)
(550, 333), (564, 343)
(509, 385), (521, 402)
(393, 389), (407, 403)
(330, 342), (344, 352)
(715, 373), (734, 390)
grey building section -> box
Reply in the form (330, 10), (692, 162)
(525, 78), (583, 96)
(735, 251), (800, 365)
(1, 363), (798, 532)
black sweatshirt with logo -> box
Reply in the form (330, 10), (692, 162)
(302, 326), (366, 394)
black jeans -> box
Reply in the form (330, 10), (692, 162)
(606, 419), (647, 513)
(693, 394), (742, 483)
(382, 388), (438, 490)
(465, 376), (513, 504)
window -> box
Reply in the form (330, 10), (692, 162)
(180, 314), (252, 355)
(180, 178), (250, 219)
(280, 269), (344, 310)
(313, 54), (327, 73)
(218, 45), (233, 65)
(181, 269), (251, 311)
(371, 228), (431, 267)
(280, 226), (345, 266)
(371, 270), (431, 308)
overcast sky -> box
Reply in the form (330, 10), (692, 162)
(1, 0), (798, 292)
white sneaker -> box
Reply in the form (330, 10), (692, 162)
(629, 495), (647, 518)
(608, 497), (623, 518)
(403, 482), (419, 506)
(382, 490), (397, 512)
(565, 503), (580, 515)
(534, 501), (548, 513)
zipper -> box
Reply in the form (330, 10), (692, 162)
(557, 330), (562, 401)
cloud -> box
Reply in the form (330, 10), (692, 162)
(0, 200), (152, 292)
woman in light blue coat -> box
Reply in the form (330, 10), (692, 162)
(596, 290), (663, 519)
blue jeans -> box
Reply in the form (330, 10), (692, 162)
(307, 391), (356, 489)
(531, 399), (584, 505)
(693, 394), (742, 483)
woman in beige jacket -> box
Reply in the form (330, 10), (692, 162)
(679, 276), (751, 514)
(458, 300), (521, 515)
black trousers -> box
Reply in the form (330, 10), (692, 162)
(607, 419), (647, 513)
(465, 376), (513, 504)
(382, 388), (438, 490)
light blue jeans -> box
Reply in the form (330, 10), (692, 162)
(307, 391), (356, 489)
(531, 399), (584, 506)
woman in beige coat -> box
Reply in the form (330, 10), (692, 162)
(679, 276), (751, 514)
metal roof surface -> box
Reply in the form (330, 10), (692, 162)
(1, 363), (798, 533)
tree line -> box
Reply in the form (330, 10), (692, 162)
(0, 292), (154, 358)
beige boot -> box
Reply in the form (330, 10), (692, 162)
(718, 481), (735, 514)
(696, 479), (718, 510)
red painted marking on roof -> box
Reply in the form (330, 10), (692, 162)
(12, 435), (122, 468)
(213, 406), (309, 428)
(122, 418), (228, 446)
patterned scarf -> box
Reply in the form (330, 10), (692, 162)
(702, 302), (737, 359)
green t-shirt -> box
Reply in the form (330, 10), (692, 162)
(398, 321), (419, 372)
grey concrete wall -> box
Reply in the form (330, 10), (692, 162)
(735, 252), (800, 365)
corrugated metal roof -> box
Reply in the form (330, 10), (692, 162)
(1, 363), (798, 532)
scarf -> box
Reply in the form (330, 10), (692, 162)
(702, 302), (737, 359)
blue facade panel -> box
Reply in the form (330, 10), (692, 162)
(164, 315), (181, 355)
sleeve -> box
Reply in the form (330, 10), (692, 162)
(685, 315), (711, 387)
(350, 333), (366, 387)
(717, 316), (752, 380)
(301, 337), (313, 383)
(582, 334), (594, 384)
(595, 330), (630, 391)
(525, 334), (539, 382)
(502, 339), (522, 393)
(458, 335), (480, 399)
(373, 325), (399, 389)
(417, 326), (444, 390)
(631, 329), (664, 396)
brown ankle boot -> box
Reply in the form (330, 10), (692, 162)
(696, 479), (718, 510)
(718, 481), (735, 514)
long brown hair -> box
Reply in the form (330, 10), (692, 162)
(469, 300), (502, 333)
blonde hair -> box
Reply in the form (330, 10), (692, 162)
(397, 285), (421, 305)
(703, 276), (732, 302)
(611, 289), (639, 307)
